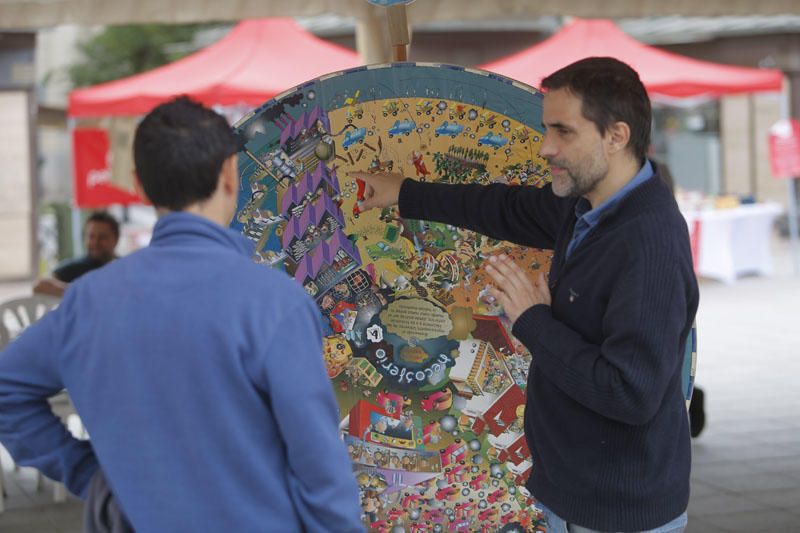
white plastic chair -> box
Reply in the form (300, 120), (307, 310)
(0, 454), (5, 513)
(0, 295), (76, 510)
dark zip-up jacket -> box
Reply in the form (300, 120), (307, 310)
(399, 168), (698, 531)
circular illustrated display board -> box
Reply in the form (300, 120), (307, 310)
(232, 63), (552, 532)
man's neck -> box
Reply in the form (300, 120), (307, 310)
(156, 203), (232, 228)
(89, 255), (115, 265)
(585, 155), (643, 209)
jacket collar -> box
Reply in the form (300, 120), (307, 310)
(149, 211), (254, 257)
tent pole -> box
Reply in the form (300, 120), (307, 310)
(748, 95), (758, 198)
(787, 179), (799, 276)
(780, 81), (800, 277)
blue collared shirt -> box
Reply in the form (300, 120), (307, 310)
(565, 160), (654, 259)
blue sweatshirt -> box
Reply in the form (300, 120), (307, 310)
(399, 166), (698, 531)
(0, 212), (363, 532)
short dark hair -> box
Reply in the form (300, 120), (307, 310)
(133, 96), (239, 211)
(541, 57), (651, 163)
(86, 211), (120, 239)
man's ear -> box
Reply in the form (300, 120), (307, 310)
(133, 173), (151, 204)
(220, 155), (238, 195)
(606, 121), (631, 155)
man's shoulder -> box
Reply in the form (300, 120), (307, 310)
(53, 256), (97, 282)
(618, 179), (684, 227)
(618, 206), (686, 246)
(54, 255), (93, 270)
(222, 254), (312, 302)
(614, 203), (693, 272)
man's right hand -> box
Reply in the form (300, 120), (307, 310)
(348, 171), (406, 212)
(33, 278), (67, 298)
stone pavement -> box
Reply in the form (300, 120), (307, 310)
(685, 236), (800, 533)
(1, 237), (799, 532)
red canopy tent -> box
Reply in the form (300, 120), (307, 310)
(480, 18), (784, 98)
(69, 18), (362, 117)
(68, 18), (362, 207)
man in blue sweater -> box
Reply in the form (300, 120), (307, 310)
(353, 58), (698, 532)
(0, 97), (363, 532)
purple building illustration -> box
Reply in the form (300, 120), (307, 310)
(276, 116), (360, 296)
(280, 162), (341, 217)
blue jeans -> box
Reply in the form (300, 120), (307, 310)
(537, 501), (688, 533)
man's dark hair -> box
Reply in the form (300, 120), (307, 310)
(541, 57), (651, 163)
(86, 211), (120, 239)
(133, 96), (239, 211)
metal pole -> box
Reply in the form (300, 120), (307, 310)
(71, 207), (82, 259)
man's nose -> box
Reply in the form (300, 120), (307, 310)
(538, 136), (557, 159)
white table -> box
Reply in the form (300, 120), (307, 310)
(682, 203), (782, 284)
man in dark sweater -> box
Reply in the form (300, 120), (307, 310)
(33, 211), (120, 298)
(352, 58), (698, 532)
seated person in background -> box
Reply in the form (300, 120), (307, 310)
(33, 211), (119, 297)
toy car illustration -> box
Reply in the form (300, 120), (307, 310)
(382, 100), (400, 116)
(346, 104), (363, 123)
(434, 485), (460, 501)
(420, 388), (453, 411)
(479, 111), (497, 128)
(367, 241), (405, 261)
(478, 508), (499, 522)
(368, 156), (394, 173)
(434, 121), (464, 138)
(487, 487), (507, 504)
(477, 132), (507, 148)
(416, 100), (434, 115)
(342, 127), (366, 149)
(388, 119), (416, 137)
(449, 104), (467, 120)
(513, 125), (530, 143)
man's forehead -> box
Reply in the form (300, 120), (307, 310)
(85, 220), (115, 234)
(543, 88), (582, 112)
(542, 88), (586, 124)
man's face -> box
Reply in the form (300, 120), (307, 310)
(539, 88), (609, 198)
(84, 221), (118, 262)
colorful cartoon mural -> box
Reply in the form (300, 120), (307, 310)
(232, 63), (554, 532)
